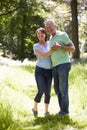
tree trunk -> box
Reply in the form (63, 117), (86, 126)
(71, 0), (80, 58)
(20, 15), (26, 60)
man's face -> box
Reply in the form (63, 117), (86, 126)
(45, 21), (56, 36)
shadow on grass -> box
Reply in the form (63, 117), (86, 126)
(0, 101), (87, 130)
(32, 114), (87, 130)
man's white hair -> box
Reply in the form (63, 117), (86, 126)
(44, 19), (56, 26)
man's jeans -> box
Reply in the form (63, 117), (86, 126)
(52, 63), (71, 114)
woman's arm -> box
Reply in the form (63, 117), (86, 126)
(35, 49), (53, 59)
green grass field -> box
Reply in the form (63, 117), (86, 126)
(0, 56), (87, 130)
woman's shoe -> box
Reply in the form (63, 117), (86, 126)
(44, 112), (50, 116)
(32, 108), (38, 116)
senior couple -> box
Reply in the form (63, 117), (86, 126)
(32, 19), (75, 117)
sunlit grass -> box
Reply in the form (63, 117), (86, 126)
(0, 57), (87, 130)
(69, 61), (87, 116)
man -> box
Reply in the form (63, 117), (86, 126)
(44, 19), (75, 116)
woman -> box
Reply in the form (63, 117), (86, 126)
(32, 27), (54, 116)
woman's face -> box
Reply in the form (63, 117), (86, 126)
(36, 30), (46, 41)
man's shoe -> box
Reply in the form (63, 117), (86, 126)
(58, 111), (69, 116)
(32, 108), (38, 116)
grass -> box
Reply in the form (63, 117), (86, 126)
(0, 56), (87, 130)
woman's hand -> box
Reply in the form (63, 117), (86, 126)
(51, 43), (61, 50)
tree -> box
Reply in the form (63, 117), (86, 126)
(70, 0), (80, 58)
(0, 0), (44, 60)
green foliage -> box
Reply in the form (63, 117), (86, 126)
(69, 60), (87, 111)
(0, 0), (45, 60)
(0, 103), (13, 130)
(0, 0), (87, 59)
(70, 60), (87, 85)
